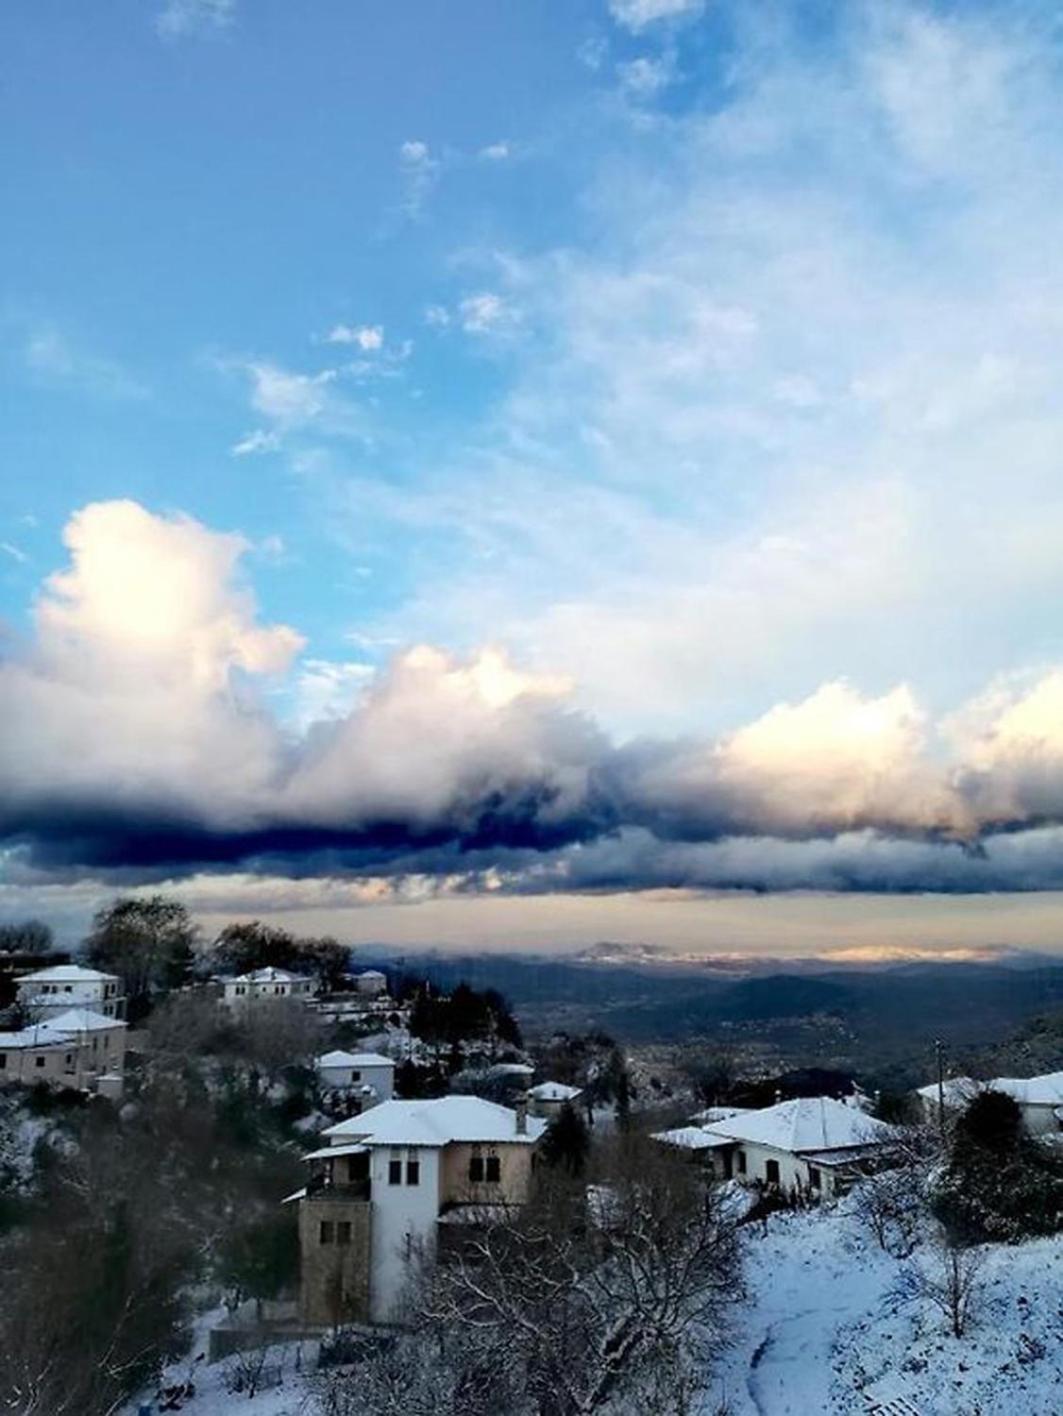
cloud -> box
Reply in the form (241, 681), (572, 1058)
(398, 139), (440, 217)
(156, 0), (236, 39)
(608, 0), (704, 33)
(424, 305), (451, 328)
(617, 55), (676, 99)
(326, 324), (384, 351)
(459, 292), (515, 334)
(479, 142), (511, 161)
(231, 429), (281, 458)
(15, 501), (1063, 896)
(0, 542), (28, 566)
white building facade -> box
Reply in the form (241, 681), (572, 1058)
(316, 1050), (395, 1107)
(222, 967), (314, 1007)
(294, 1096), (547, 1325)
(17, 965), (124, 1020)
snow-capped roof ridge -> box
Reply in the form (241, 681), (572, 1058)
(704, 1095), (896, 1153)
(317, 1049), (394, 1068)
(322, 1095), (547, 1147)
(40, 1007), (127, 1034)
(18, 963), (117, 984)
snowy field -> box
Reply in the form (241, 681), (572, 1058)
(126, 1201), (1063, 1416)
(711, 1203), (1063, 1416)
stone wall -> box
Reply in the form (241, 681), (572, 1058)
(298, 1195), (372, 1327)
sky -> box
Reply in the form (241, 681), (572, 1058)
(6, 0), (1063, 956)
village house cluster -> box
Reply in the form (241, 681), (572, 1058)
(0, 964), (128, 1096)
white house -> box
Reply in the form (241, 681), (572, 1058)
(655, 1096), (899, 1197)
(222, 967), (314, 1007)
(0, 1007), (128, 1091)
(991, 1072), (1063, 1135)
(914, 1071), (1063, 1137)
(17, 964), (124, 1020)
(527, 1081), (583, 1119)
(292, 1095), (547, 1325)
(316, 1050), (395, 1107)
(353, 970), (388, 997)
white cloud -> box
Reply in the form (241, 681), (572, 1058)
(327, 324), (384, 351)
(0, 542), (28, 565)
(290, 658), (375, 731)
(608, 0), (704, 34)
(617, 54), (676, 99)
(398, 139), (440, 217)
(156, 0), (235, 39)
(424, 304), (451, 328)
(479, 142), (511, 161)
(459, 292), (514, 334)
(231, 429), (281, 457)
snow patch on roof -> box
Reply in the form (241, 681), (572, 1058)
(322, 1095), (547, 1147)
(39, 1007), (127, 1034)
(703, 1096), (897, 1153)
(528, 1082), (582, 1102)
(18, 964), (116, 984)
(316, 1050), (394, 1068)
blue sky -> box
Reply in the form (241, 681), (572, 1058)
(8, 0), (1063, 953)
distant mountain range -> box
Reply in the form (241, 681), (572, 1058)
(362, 943), (1063, 1078)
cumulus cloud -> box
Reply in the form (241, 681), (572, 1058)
(12, 501), (1063, 897)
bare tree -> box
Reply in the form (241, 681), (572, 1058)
(423, 1142), (740, 1415)
(851, 1126), (938, 1259)
(898, 1229), (984, 1339)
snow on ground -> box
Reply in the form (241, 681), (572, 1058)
(709, 1200), (1063, 1416)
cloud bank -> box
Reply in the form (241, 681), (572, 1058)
(6, 501), (1063, 896)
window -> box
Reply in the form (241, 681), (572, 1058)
(808, 1166), (821, 1191)
(319, 1221), (334, 1245)
(351, 1071), (361, 1081)
(65, 1054), (75, 1071)
(406, 1159), (420, 1186)
(337, 1221), (352, 1246)
(736, 1150), (747, 1175)
(388, 1159), (403, 1185)
(469, 1155), (485, 1183)
(36, 1056), (46, 1068)
(765, 1159), (780, 1186)
(485, 1156), (501, 1184)
(0, 1054), (6, 1069)
(64, 985), (72, 993)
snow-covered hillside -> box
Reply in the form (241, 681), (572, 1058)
(712, 1203), (1063, 1415)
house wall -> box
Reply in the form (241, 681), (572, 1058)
(223, 978), (313, 1006)
(732, 1142), (821, 1194)
(71, 1025), (127, 1076)
(1017, 1101), (1063, 1136)
(319, 1062), (394, 1099)
(298, 1194), (372, 1326)
(366, 1144), (442, 1324)
(0, 1043), (79, 1086)
(20, 978), (123, 1019)
(439, 1140), (535, 1207)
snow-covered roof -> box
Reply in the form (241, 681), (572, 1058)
(990, 1072), (1063, 1106)
(317, 1049), (394, 1069)
(528, 1081), (582, 1102)
(702, 1097), (897, 1154)
(653, 1125), (735, 1151)
(301, 1142), (370, 1161)
(233, 967), (306, 984)
(354, 969), (387, 980)
(322, 1095), (548, 1148)
(689, 1105), (754, 1125)
(489, 1063), (536, 1076)
(18, 964), (116, 984)
(39, 1007), (127, 1034)
(914, 1076), (983, 1106)
(0, 1026), (72, 1050)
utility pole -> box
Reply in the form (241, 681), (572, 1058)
(934, 1037), (946, 1139)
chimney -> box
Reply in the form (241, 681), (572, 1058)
(515, 1094), (528, 1136)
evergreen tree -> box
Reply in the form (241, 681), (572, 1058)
(540, 1102), (591, 1176)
